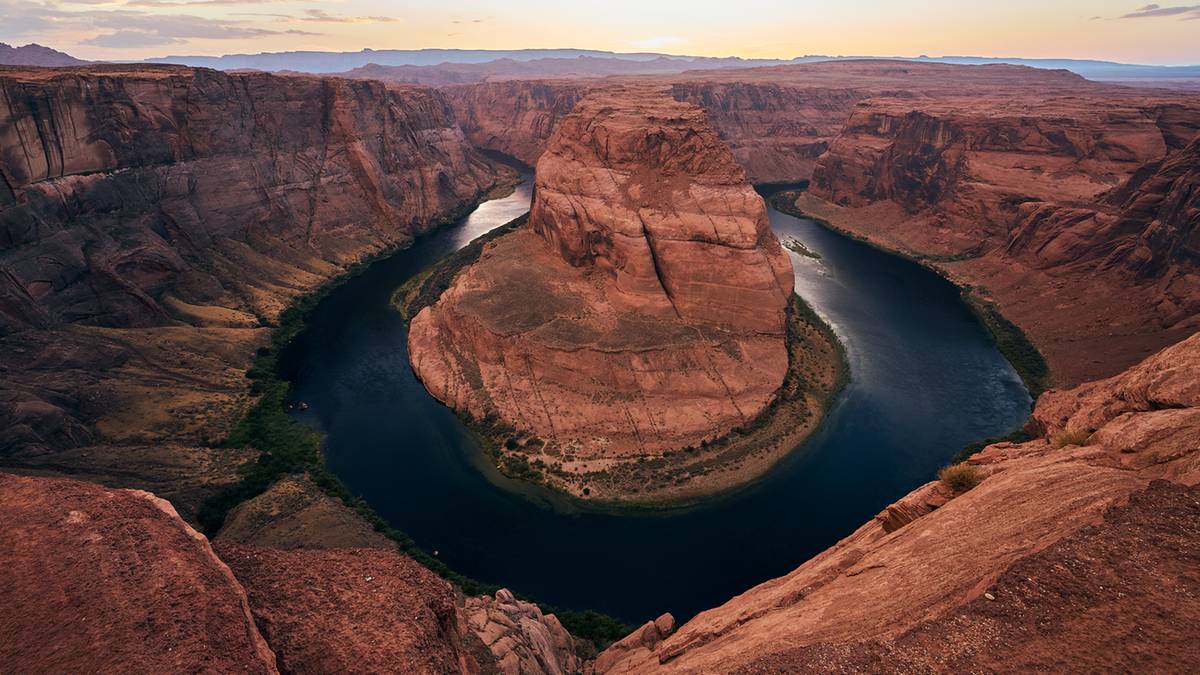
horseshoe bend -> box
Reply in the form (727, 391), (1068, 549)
(2, 25), (1200, 675)
(406, 87), (844, 503)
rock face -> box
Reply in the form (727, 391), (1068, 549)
(464, 589), (581, 675)
(594, 331), (1200, 673)
(0, 65), (504, 518)
(216, 474), (396, 550)
(445, 80), (588, 167)
(0, 472), (278, 673)
(409, 87), (802, 500)
(802, 86), (1200, 384)
(445, 61), (1113, 184)
(217, 542), (482, 675)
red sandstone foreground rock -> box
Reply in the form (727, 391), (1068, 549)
(593, 331), (1200, 673)
(0, 65), (506, 518)
(408, 87), (841, 501)
(217, 543), (480, 674)
(0, 473), (278, 673)
(213, 474), (581, 675)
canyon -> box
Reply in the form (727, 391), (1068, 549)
(1, 56), (1198, 673)
(407, 86), (842, 502)
(0, 64), (506, 519)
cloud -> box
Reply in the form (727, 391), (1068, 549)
(125, 0), (291, 6)
(80, 30), (185, 48)
(300, 9), (397, 24)
(0, 0), (323, 50)
(1119, 3), (1200, 18)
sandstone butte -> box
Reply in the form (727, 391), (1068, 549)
(408, 86), (842, 502)
(445, 60), (1200, 385)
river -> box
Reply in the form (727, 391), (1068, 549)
(280, 173), (1030, 624)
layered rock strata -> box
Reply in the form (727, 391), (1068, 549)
(409, 87), (828, 501)
(0, 65), (505, 517)
(801, 89), (1200, 384)
(594, 331), (1200, 673)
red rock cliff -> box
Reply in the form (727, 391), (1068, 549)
(802, 88), (1200, 384)
(444, 80), (588, 167)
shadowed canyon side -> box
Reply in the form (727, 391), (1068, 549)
(0, 65), (505, 517)
(594, 332), (1200, 673)
(408, 86), (843, 502)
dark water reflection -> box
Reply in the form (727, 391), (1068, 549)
(282, 178), (1030, 624)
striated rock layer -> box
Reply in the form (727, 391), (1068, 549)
(444, 80), (588, 167)
(801, 86), (1200, 384)
(410, 87), (804, 501)
(594, 331), (1200, 673)
(0, 65), (505, 517)
(0, 473), (279, 673)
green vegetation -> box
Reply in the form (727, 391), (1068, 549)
(197, 200), (631, 647)
(938, 462), (983, 492)
(394, 213), (529, 320)
(961, 291), (1050, 398)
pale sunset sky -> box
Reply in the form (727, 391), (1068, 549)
(1, 0), (1198, 64)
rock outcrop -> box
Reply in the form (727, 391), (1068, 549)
(0, 65), (505, 518)
(594, 331), (1200, 673)
(216, 474), (396, 550)
(408, 87), (830, 502)
(217, 542), (483, 675)
(465, 589), (581, 675)
(0, 473), (278, 673)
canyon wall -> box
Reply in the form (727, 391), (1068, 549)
(408, 86), (828, 502)
(802, 89), (1200, 384)
(444, 61), (1111, 184)
(0, 65), (504, 517)
(595, 331), (1200, 673)
(444, 80), (588, 167)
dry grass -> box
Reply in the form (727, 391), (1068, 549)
(939, 463), (983, 493)
(1053, 428), (1093, 448)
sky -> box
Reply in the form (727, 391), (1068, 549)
(2, 0), (1198, 65)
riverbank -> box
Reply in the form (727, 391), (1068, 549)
(768, 189), (1049, 399)
(397, 218), (848, 508)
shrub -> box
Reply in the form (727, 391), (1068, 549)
(1053, 428), (1092, 448)
(938, 463), (983, 492)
